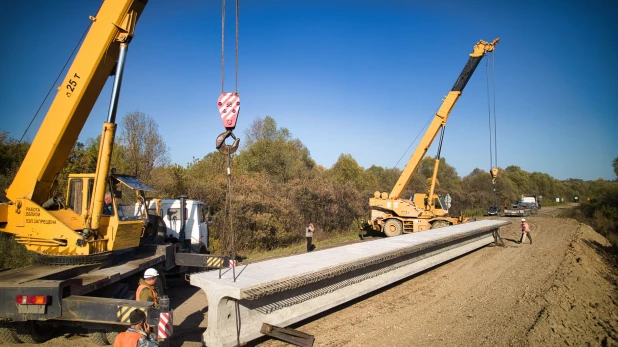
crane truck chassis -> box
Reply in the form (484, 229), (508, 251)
(0, 0), (229, 343)
(0, 191), (229, 344)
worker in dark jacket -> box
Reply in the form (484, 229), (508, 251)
(113, 309), (158, 347)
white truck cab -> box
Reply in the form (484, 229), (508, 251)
(148, 198), (211, 253)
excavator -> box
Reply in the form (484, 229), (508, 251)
(365, 38), (500, 237)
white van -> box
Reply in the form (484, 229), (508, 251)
(148, 198), (211, 253)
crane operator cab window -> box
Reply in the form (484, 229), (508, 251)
(66, 175), (154, 220)
(111, 175), (156, 221)
(437, 196), (446, 210)
(429, 197), (443, 210)
(67, 176), (94, 216)
(102, 189), (114, 216)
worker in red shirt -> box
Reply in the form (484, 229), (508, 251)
(519, 218), (532, 245)
(113, 309), (158, 347)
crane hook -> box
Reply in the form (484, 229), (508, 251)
(216, 130), (240, 155)
(490, 167), (498, 184)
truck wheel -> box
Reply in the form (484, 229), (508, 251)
(383, 219), (402, 237)
(0, 324), (20, 344)
(431, 221), (450, 229)
(106, 331), (119, 345)
(89, 330), (110, 346)
(14, 321), (53, 343)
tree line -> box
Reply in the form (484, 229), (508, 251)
(1, 113), (617, 254)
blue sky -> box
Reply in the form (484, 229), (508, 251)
(1, 0), (617, 181)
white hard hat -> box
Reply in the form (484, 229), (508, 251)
(521, 218), (526, 222)
(144, 268), (159, 279)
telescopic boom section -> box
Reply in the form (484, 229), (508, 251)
(5, 0), (147, 204)
(389, 38), (499, 199)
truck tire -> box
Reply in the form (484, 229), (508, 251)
(14, 321), (53, 343)
(431, 221), (450, 229)
(0, 324), (20, 344)
(34, 252), (112, 266)
(106, 331), (119, 345)
(89, 330), (110, 346)
(383, 219), (402, 237)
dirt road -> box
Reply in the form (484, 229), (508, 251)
(5, 205), (618, 346)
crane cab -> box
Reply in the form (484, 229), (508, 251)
(410, 193), (449, 217)
(66, 173), (154, 251)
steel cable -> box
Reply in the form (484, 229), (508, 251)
(18, 21), (93, 144)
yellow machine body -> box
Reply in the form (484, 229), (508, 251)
(0, 0), (148, 257)
(367, 39), (499, 236)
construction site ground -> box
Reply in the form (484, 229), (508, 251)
(4, 204), (618, 346)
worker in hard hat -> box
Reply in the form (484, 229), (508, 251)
(519, 218), (532, 245)
(113, 309), (158, 347)
(136, 268), (164, 307)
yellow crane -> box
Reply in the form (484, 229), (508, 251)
(365, 38), (500, 237)
(0, 0), (151, 262)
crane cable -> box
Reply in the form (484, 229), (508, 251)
(17, 22), (93, 144)
(221, 1), (242, 345)
(0, 20), (93, 198)
(393, 105), (440, 169)
(220, 0), (240, 269)
(221, 0), (239, 94)
(486, 51), (499, 204)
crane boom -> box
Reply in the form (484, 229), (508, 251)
(6, 0), (147, 204)
(390, 38), (499, 199)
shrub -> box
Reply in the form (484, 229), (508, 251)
(0, 234), (34, 270)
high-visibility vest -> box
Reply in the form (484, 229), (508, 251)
(522, 222), (530, 233)
(136, 284), (157, 303)
(113, 331), (143, 347)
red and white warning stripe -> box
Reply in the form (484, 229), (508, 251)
(229, 259), (237, 268)
(218, 92), (240, 129)
(158, 310), (174, 339)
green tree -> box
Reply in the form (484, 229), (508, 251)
(328, 154), (364, 190)
(364, 165), (400, 197)
(148, 164), (189, 199)
(120, 111), (170, 180)
(185, 152), (230, 208)
(238, 116), (315, 183)
(0, 132), (30, 202)
(55, 141), (95, 199)
(435, 157), (461, 194)
(613, 157), (618, 179)
(503, 165), (531, 195)
(459, 168), (495, 210)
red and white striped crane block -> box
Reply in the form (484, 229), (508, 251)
(218, 92), (240, 130)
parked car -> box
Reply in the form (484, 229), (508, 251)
(487, 206), (501, 216)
